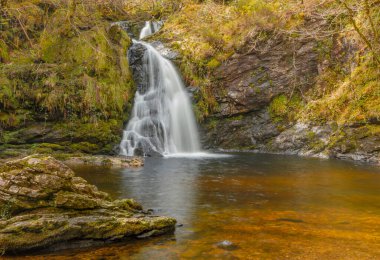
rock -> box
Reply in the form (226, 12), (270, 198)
(204, 112), (380, 165)
(216, 240), (239, 251)
(150, 41), (179, 60)
(277, 218), (305, 223)
(213, 36), (318, 117)
(128, 43), (149, 94)
(3, 124), (67, 145)
(201, 34), (323, 154)
(111, 21), (141, 39)
(131, 144), (164, 158)
(0, 120), (126, 156)
(62, 155), (144, 168)
(195, 21), (380, 165)
(0, 155), (176, 254)
(203, 109), (280, 150)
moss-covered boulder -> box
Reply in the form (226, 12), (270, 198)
(0, 155), (176, 254)
(62, 155), (144, 168)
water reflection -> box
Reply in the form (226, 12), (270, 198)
(25, 153), (380, 259)
(119, 157), (202, 221)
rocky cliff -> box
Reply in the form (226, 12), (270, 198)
(153, 1), (380, 165)
(200, 33), (379, 164)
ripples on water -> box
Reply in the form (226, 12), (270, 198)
(16, 153), (380, 259)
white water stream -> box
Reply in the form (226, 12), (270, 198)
(120, 22), (201, 156)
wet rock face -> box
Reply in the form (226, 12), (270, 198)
(213, 38), (318, 117)
(128, 43), (149, 94)
(111, 21), (142, 39)
(151, 41), (179, 60)
(203, 109), (280, 150)
(198, 31), (379, 164)
(202, 35), (321, 153)
(0, 155), (176, 254)
(204, 114), (380, 164)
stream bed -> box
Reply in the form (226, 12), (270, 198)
(14, 153), (380, 259)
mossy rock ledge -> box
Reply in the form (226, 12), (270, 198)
(62, 155), (144, 168)
(0, 155), (176, 254)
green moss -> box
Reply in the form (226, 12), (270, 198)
(31, 147), (54, 154)
(0, 40), (9, 63)
(207, 119), (218, 129)
(192, 84), (219, 122)
(306, 131), (316, 141)
(206, 58), (221, 69)
(309, 140), (326, 153)
(0, 202), (14, 220)
(228, 115), (244, 121)
(51, 153), (84, 161)
(70, 142), (100, 154)
(0, 150), (23, 159)
(269, 94), (288, 121)
(30, 143), (68, 155)
(249, 83), (261, 94)
(34, 143), (66, 151)
(269, 94), (303, 122)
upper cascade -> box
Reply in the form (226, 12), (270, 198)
(119, 22), (201, 157)
(139, 21), (162, 39)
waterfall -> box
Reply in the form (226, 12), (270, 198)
(139, 21), (162, 40)
(119, 22), (201, 157)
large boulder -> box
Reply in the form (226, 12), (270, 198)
(0, 155), (176, 254)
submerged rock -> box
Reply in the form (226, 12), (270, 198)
(216, 240), (239, 251)
(62, 155), (144, 168)
(0, 155), (176, 254)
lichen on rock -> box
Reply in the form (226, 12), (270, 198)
(0, 155), (176, 254)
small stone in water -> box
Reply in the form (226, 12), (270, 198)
(216, 240), (239, 251)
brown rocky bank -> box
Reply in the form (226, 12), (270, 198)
(0, 155), (176, 254)
(198, 32), (380, 165)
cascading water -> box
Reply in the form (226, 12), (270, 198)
(139, 21), (162, 39)
(119, 22), (201, 156)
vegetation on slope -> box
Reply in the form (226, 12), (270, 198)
(156, 0), (379, 124)
(0, 0), (135, 155)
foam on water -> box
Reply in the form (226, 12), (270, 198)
(163, 153), (233, 159)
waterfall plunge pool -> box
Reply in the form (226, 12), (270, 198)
(16, 153), (380, 259)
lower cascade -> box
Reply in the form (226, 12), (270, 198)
(120, 23), (200, 156)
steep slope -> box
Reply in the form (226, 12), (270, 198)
(0, 0), (135, 157)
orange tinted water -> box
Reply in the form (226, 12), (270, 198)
(9, 153), (380, 259)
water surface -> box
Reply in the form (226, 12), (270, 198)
(15, 153), (380, 259)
